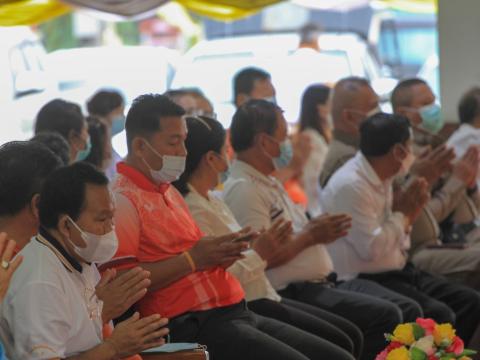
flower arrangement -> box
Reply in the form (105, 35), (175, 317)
(376, 318), (477, 360)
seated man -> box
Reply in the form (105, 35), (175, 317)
(322, 112), (480, 344)
(1, 162), (168, 359)
(391, 80), (480, 289)
(109, 94), (351, 360)
(0, 141), (150, 360)
(222, 99), (424, 360)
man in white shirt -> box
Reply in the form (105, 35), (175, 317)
(224, 99), (424, 360)
(1, 162), (168, 360)
(0, 141), (153, 360)
(322, 112), (480, 345)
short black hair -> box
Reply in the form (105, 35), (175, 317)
(458, 87), (480, 125)
(230, 99), (280, 153)
(0, 141), (62, 217)
(30, 132), (70, 166)
(173, 116), (226, 195)
(87, 89), (124, 117)
(38, 162), (109, 229)
(35, 99), (85, 140)
(125, 94), (186, 151)
(360, 112), (411, 157)
(233, 67), (271, 104)
(300, 23), (321, 44)
(391, 78), (428, 111)
(84, 116), (107, 169)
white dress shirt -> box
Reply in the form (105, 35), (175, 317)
(321, 152), (410, 281)
(1, 232), (103, 359)
(223, 160), (333, 290)
(301, 128), (329, 217)
(447, 123), (480, 185)
(184, 185), (281, 302)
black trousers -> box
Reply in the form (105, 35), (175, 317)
(248, 297), (364, 359)
(279, 278), (419, 360)
(360, 263), (480, 344)
(168, 301), (355, 360)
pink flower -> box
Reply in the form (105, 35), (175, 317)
(375, 349), (389, 360)
(446, 336), (464, 355)
(387, 342), (404, 351)
(416, 318), (436, 335)
(428, 355), (439, 360)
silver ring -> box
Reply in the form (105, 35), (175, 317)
(1, 260), (9, 270)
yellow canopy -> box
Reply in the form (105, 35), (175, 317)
(0, 0), (285, 25)
(0, 0), (70, 26)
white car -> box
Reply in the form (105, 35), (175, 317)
(1, 45), (179, 145)
(172, 32), (397, 127)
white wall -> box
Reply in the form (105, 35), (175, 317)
(438, 0), (480, 122)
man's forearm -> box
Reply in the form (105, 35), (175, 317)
(139, 255), (193, 292)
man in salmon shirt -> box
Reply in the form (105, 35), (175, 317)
(109, 94), (346, 360)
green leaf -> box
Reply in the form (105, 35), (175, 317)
(460, 349), (477, 356)
(411, 347), (427, 360)
(412, 324), (426, 340)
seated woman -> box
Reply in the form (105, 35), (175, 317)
(173, 116), (363, 359)
(34, 99), (91, 164)
(298, 84), (332, 216)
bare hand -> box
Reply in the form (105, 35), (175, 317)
(96, 267), (151, 323)
(106, 312), (169, 358)
(0, 233), (22, 302)
(190, 232), (249, 271)
(410, 145), (455, 186)
(303, 213), (352, 245)
(252, 219), (293, 263)
(393, 177), (430, 223)
(453, 146), (479, 187)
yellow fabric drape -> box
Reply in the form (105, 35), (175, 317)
(0, 0), (285, 26)
(0, 0), (70, 26)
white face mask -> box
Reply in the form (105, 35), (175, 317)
(67, 217), (118, 263)
(142, 140), (186, 184)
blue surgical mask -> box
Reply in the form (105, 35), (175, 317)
(111, 115), (125, 136)
(273, 139), (293, 169)
(76, 137), (92, 162)
(419, 103), (443, 134)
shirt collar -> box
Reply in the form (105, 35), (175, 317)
(37, 226), (83, 273)
(356, 152), (384, 188)
(231, 160), (279, 188)
(333, 129), (359, 149)
(117, 161), (170, 195)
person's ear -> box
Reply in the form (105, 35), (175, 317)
(392, 143), (406, 161)
(131, 137), (146, 158)
(236, 94), (249, 107)
(57, 215), (71, 240)
(68, 130), (79, 150)
(30, 194), (40, 221)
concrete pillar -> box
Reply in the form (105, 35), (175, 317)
(438, 0), (480, 122)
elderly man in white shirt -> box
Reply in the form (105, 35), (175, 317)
(1, 162), (168, 360)
(223, 99), (427, 360)
(322, 112), (480, 345)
